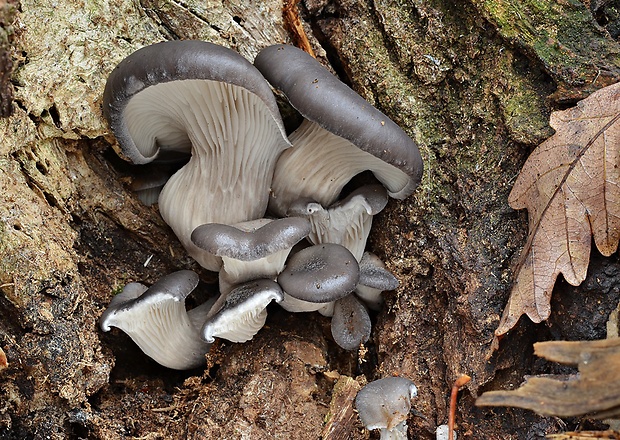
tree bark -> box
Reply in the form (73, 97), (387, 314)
(1, 0), (619, 438)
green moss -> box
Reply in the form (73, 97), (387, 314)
(476, 0), (620, 88)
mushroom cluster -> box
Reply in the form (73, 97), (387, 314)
(100, 41), (423, 369)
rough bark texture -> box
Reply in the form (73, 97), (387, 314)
(1, 0), (620, 439)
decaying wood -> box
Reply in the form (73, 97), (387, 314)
(322, 375), (365, 440)
(283, 0), (315, 58)
(1, 0), (620, 438)
(477, 338), (620, 417)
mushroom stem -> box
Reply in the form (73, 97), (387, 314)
(379, 423), (408, 440)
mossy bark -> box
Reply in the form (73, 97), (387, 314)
(1, 0), (619, 438)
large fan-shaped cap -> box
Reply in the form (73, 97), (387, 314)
(103, 40), (287, 164)
(103, 41), (292, 271)
(254, 44), (423, 216)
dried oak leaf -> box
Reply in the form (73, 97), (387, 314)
(496, 82), (620, 336)
(476, 338), (620, 417)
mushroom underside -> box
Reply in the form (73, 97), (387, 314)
(269, 120), (411, 217)
(100, 271), (212, 370)
(136, 80), (290, 270)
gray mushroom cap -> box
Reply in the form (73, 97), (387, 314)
(355, 376), (418, 438)
(254, 44), (423, 216)
(331, 294), (372, 350)
(103, 40), (287, 163)
(100, 270), (212, 370)
(192, 218), (311, 294)
(191, 217), (311, 261)
(202, 279), (283, 343)
(356, 252), (399, 310)
(277, 243), (360, 303)
(103, 41), (292, 271)
(358, 252), (399, 290)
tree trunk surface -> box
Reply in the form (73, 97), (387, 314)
(1, 0), (620, 439)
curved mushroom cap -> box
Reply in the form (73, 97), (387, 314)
(100, 270), (212, 370)
(254, 44), (423, 216)
(192, 217), (311, 293)
(103, 41), (292, 271)
(277, 243), (360, 303)
(202, 279), (283, 343)
(103, 40), (287, 164)
(355, 376), (418, 434)
(356, 252), (399, 310)
(331, 294), (371, 350)
(287, 184), (388, 261)
(191, 217), (311, 261)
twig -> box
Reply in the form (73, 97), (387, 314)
(449, 374), (471, 440)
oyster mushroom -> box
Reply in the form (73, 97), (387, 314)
(355, 251), (400, 310)
(100, 270), (214, 370)
(331, 294), (372, 350)
(277, 243), (360, 302)
(287, 184), (388, 262)
(202, 279), (283, 343)
(254, 44), (423, 217)
(191, 217), (311, 294)
(355, 376), (418, 439)
(103, 41), (291, 270)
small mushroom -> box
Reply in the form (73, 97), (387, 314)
(277, 243), (360, 304)
(254, 44), (423, 217)
(103, 41), (291, 270)
(202, 279), (283, 343)
(355, 252), (399, 310)
(287, 184), (388, 261)
(331, 294), (372, 350)
(355, 376), (418, 440)
(191, 217), (311, 294)
(100, 270), (213, 370)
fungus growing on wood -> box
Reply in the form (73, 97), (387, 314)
(331, 294), (372, 350)
(103, 40), (291, 270)
(254, 44), (423, 217)
(277, 243), (360, 303)
(355, 376), (418, 439)
(100, 270), (213, 370)
(191, 217), (311, 293)
(287, 184), (389, 262)
(201, 279), (283, 343)
(356, 252), (400, 310)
